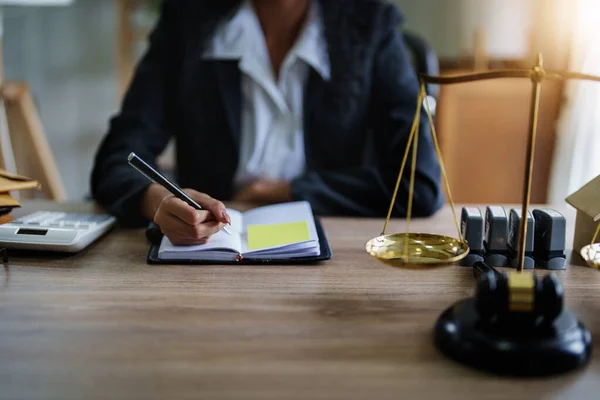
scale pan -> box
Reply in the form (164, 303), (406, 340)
(365, 233), (469, 268)
(580, 244), (600, 269)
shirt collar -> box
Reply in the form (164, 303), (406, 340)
(287, 1), (331, 81)
(203, 1), (255, 60)
(204, 0), (331, 82)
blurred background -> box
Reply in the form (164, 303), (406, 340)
(1, 0), (599, 207)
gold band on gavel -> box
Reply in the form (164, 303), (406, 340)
(507, 272), (535, 312)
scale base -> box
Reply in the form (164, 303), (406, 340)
(434, 298), (592, 376)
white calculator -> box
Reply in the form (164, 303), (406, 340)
(0, 211), (116, 253)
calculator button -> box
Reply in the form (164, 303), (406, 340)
(60, 214), (83, 221)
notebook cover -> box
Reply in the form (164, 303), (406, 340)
(146, 216), (332, 265)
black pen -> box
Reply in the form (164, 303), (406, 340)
(127, 152), (232, 235)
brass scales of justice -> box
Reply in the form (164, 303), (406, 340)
(365, 53), (600, 376)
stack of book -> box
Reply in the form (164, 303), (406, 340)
(0, 170), (40, 223)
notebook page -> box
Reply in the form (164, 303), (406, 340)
(241, 201), (318, 253)
(158, 208), (244, 256)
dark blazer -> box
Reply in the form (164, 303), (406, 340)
(91, 0), (444, 227)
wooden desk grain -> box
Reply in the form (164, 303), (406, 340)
(1, 202), (600, 400)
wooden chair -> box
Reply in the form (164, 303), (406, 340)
(0, 41), (66, 201)
(434, 27), (564, 204)
(0, 0), (72, 200)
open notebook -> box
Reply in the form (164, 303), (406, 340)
(157, 201), (322, 262)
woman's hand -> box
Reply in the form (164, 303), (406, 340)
(233, 180), (292, 204)
(141, 184), (231, 245)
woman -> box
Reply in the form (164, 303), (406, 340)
(91, 0), (443, 245)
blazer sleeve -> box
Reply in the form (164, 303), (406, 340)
(90, 0), (178, 227)
(290, 4), (444, 217)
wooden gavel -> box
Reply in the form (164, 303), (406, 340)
(473, 262), (564, 324)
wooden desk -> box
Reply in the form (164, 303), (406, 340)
(1, 202), (600, 400)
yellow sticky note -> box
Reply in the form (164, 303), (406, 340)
(247, 221), (310, 251)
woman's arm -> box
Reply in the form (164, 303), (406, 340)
(290, 4), (444, 218)
(91, 0), (178, 227)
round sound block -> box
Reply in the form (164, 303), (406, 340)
(434, 298), (592, 376)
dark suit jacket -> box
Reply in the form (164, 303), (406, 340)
(91, 0), (444, 227)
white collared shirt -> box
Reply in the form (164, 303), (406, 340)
(203, 0), (330, 188)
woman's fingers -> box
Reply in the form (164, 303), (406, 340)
(155, 211), (225, 239)
(184, 189), (231, 225)
(168, 237), (209, 246)
(165, 220), (224, 245)
(160, 196), (211, 225)
(152, 189), (229, 245)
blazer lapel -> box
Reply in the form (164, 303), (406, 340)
(214, 60), (242, 150)
(185, 2), (243, 151)
(303, 68), (326, 170)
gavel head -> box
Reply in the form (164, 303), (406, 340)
(475, 271), (564, 323)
